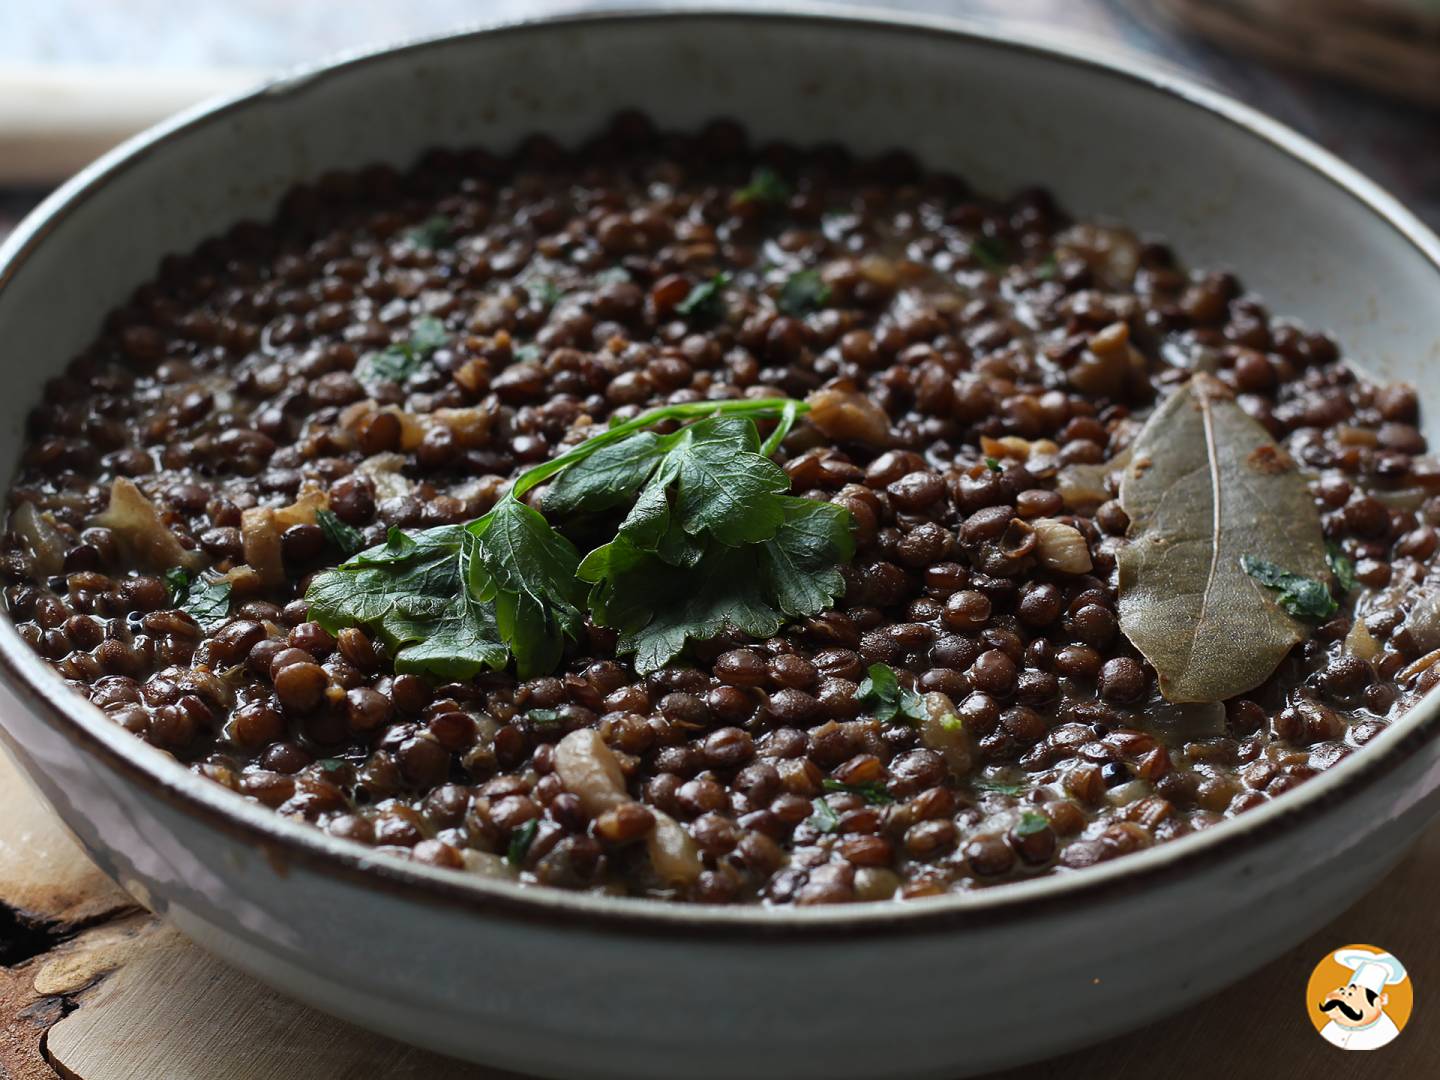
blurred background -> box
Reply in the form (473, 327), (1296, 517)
(1, 0), (1438, 236)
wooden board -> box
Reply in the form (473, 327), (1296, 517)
(0, 751), (136, 934)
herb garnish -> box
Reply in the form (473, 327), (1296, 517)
(734, 166), (791, 206)
(675, 273), (731, 322)
(526, 708), (563, 728)
(357, 316), (450, 384)
(968, 236), (1009, 273)
(406, 214), (454, 250)
(164, 567), (232, 632)
(507, 819), (539, 866)
(983, 456), (1003, 472)
(778, 270), (831, 316)
(821, 779), (895, 805)
(1326, 542), (1357, 593)
(307, 397), (854, 679)
(530, 279), (565, 307)
(316, 508), (364, 557)
(1014, 811), (1050, 836)
(807, 797), (841, 834)
(1240, 556), (1338, 620)
(855, 663), (927, 725)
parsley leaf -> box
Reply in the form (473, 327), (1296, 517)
(553, 415), (790, 546)
(1240, 555), (1338, 620)
(357, 316), (450, 384)
(807, 797), (840, 834)
(1033, 255), (1059, 280)
(821, 779), (894, 805)
(467, 497), (586, 678)
(778, 270), (831, 316)
(968, 236), (1009, 272)
(307, 526), (507, 680)
(164, 568), (232, 632)
(406, 214), (454, 250)
(1326, 542), (1357, 593)
(855, 663), (927, 724)
(675, 273), (730, 322)
(316, 508), (364, 557)
(507, 818), (539, 866)
(984, 456), (1003, 472)
(577, 493), (851, 674)
(734, 166), (790, 206)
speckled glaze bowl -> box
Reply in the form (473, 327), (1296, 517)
(1, 8), (1439, 1078)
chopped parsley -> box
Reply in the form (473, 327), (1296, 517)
(405, 214), (454, 250)
(855, 663), (927, 725)
(1326, 542), (1357, 593)
(530, 278), (564, 307)
(734, 166), (791, 206)
(807, 797), (841, 834)
(984, 456), (1003, 472)
(357, 316), (450, 384)
(316, 508), (364, 557)
(821, 779), (894, 805)
(526, 708), (563, 728)
(968, 236), (1008, 273)
(777, 270), (831, 316)
(675, 273), (731, 322)
(163, 567), (232, 632)
(1033, 255), (1059, 280)
(506, 819), (539, 866)
(1013, 811), (1051, 837)
(1240, 555), (1339, 620)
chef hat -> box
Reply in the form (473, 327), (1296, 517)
(1334, 949), (1407, 995)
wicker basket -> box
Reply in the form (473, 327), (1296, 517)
(1137, 0), (1440, 108)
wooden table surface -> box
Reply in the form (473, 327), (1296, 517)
(2, 2), (1439, 1077)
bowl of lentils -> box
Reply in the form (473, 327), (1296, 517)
(1, 9), (1439, 1078)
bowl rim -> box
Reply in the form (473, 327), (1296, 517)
(2, 2), (1439, 940)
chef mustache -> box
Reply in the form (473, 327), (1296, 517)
(1320, 999), (1364, 1022)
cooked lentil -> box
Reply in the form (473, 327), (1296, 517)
(5, 113), (1439, 904)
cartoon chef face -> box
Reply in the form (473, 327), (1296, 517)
(1320, 982), (1387, 1029)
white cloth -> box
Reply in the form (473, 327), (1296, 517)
(1320, 1014), (1401, 1050)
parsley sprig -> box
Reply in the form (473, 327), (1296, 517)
(307, 397), (854, 679)
(164, 567), (232, 631)
(357, 316), (450, 385)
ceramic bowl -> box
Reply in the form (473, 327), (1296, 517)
(1, 8), (1439, 1078)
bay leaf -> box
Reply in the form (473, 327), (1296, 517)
(1116, 373), (1330, 703)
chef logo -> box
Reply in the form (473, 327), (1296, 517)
(1306, 944), (1412, 1050)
